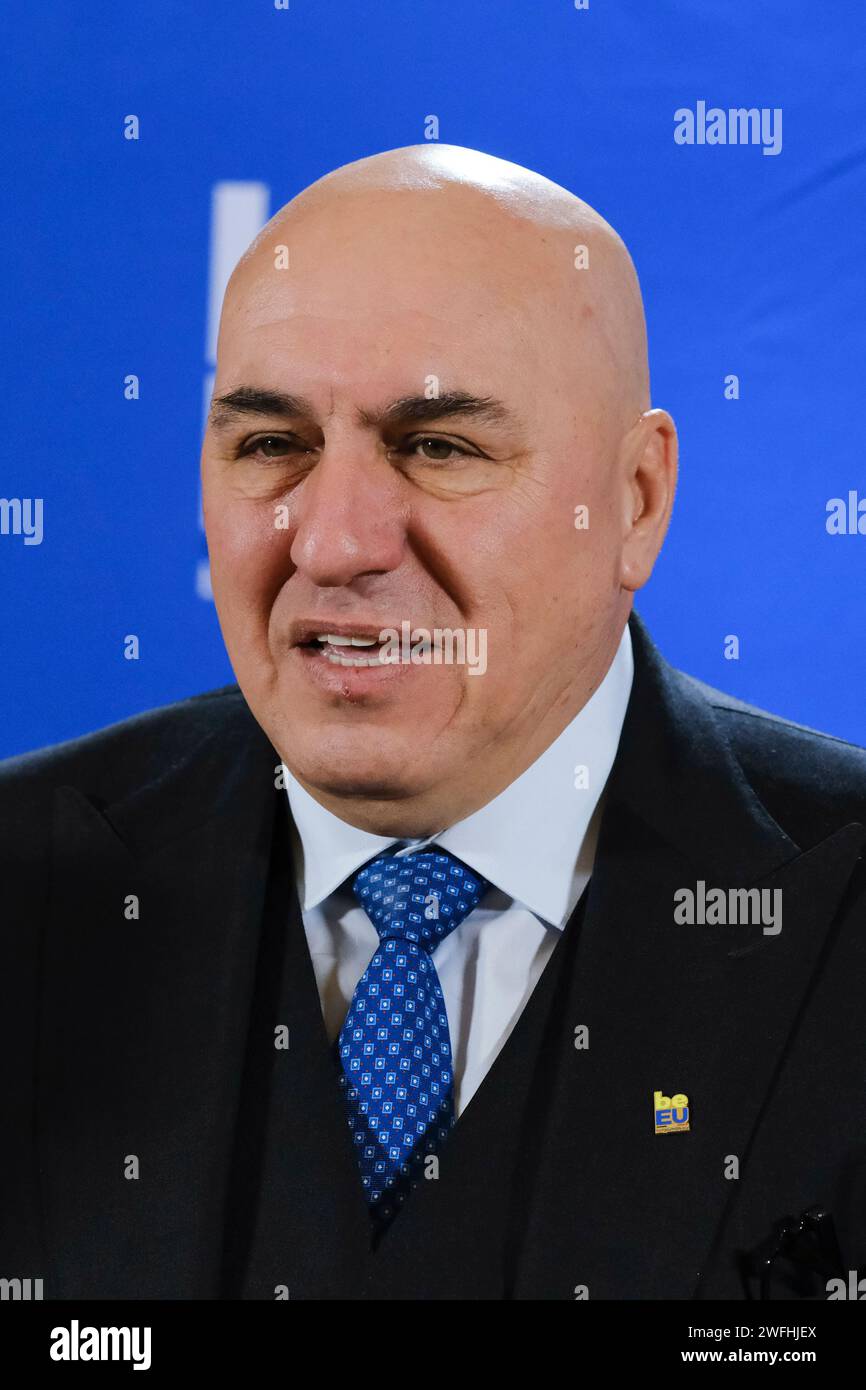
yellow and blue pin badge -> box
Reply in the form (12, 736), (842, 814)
(654, 1090), (690, 1134)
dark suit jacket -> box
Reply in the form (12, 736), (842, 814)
(2, 613), (865, 1300)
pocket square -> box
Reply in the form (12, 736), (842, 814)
(741, 1205), (846, 1300)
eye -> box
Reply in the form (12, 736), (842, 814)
(400, 435), (474, 463)
(239, 433), (305, 460)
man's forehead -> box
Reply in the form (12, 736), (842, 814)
(220, 294), (538, 354)
(226, 241), (558, 330)
(215, 165), (648, 425)
(213, 301), (548, 426)
(218, 237), (568, 402)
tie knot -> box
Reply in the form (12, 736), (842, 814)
(352, 849), (489, 950)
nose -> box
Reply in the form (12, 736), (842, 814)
(289, 441), (407, 587)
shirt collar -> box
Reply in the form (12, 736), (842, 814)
(283, 622), (634, 928)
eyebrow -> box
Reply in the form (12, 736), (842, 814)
(207, 386), (521, 434)
(208, 387), (313, 431)
(361, 391), (519, 432)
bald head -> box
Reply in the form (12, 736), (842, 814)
(202, 143), (675, 836)
(226, 144), (650, 430)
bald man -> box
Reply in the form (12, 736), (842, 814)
(2, 146), (865, 1302)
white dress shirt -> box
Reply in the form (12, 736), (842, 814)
(283, 623), (634, 1116)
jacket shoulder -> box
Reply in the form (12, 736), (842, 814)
(683, 672), (866, 845)
(0, 686), (252, 811)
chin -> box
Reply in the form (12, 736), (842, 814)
(322, 781), (412, 804)
(303, 769), (420, 802)
(287, 741), (422, 802)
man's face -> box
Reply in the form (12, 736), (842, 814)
(201, 187), (632, 829)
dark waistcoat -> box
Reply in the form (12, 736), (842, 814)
(221, 794), (591, 1301)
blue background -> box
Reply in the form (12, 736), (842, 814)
(2, 0), (864, 759)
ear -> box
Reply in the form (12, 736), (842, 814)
(618, 408), (678, 592)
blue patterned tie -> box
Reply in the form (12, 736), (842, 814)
(337, 848), (490, 1222)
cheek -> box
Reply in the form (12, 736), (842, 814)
(205, 496), (291, 632)
(554, 468), (624, 585)
(503, 513), (618, 644)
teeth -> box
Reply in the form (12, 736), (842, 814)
(309, 632), (385, 666)
(328, 652), (386, 667)
(314, 633), (379, 647)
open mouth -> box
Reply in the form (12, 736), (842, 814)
(299, 633), (391, 668)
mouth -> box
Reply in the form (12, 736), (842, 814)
(299, 632), (392, 668)
(291, 620), (400, 669)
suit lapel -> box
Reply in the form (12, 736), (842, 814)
(39, 707), (281, 1297)
(510, 616), (866, 1297)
